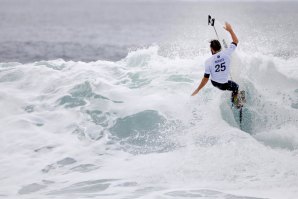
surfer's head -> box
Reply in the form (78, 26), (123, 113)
(210, 40), (221, 54)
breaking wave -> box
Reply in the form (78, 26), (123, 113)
(1, 46), (298, 199)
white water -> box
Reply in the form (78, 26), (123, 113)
(0, 45), (298, 199)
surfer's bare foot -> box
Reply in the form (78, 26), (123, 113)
(231, 91), (238, 104)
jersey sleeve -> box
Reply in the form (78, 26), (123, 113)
(204, 60), (211, 78)
(223, 42), (237, 56)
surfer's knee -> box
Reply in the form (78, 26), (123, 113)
(228, 80), (239, 93)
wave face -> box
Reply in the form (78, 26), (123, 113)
(0, 45), (298, 199)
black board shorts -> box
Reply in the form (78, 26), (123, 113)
(211, 80), (239, 94)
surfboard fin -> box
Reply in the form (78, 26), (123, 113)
(239, 107), (243, 128)
(208, 15), (215, 26)
(208, 15), (219, 41)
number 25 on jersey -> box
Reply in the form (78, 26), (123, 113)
(215, 62), (226, 72)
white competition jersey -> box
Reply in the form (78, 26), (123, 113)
(204, 43), (237, 84)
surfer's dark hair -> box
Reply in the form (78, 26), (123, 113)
(210, 40), (221, 52)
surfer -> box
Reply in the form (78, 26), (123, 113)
(191, 22), (239, 103)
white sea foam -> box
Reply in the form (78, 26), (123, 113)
(0, 46), (298, 199)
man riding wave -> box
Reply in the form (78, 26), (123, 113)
(191, 22), (239, 103)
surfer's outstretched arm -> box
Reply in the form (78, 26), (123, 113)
(191, 77), (209, 96)
(224, 22), (238, 45)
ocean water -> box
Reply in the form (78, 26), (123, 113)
(1, 1), (298, 199)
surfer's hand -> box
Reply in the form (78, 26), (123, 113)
(224, 22), (238, 44)
(191, 91), (198, 96)
(191, 90), (199, 96)
(224, 22), (233, 32)
(192, 77), (208, 96)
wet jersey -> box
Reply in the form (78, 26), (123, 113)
(204, 43), (237, 84)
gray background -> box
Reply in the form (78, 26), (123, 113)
(0, 0), (297, 63)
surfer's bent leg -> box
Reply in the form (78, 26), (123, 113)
(211, 80), (238, 93)
(226, 80), (239, 103)
(211, 80), (239, 103)
(211, 80), (226, 90)
(226, 80), (239, 95)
